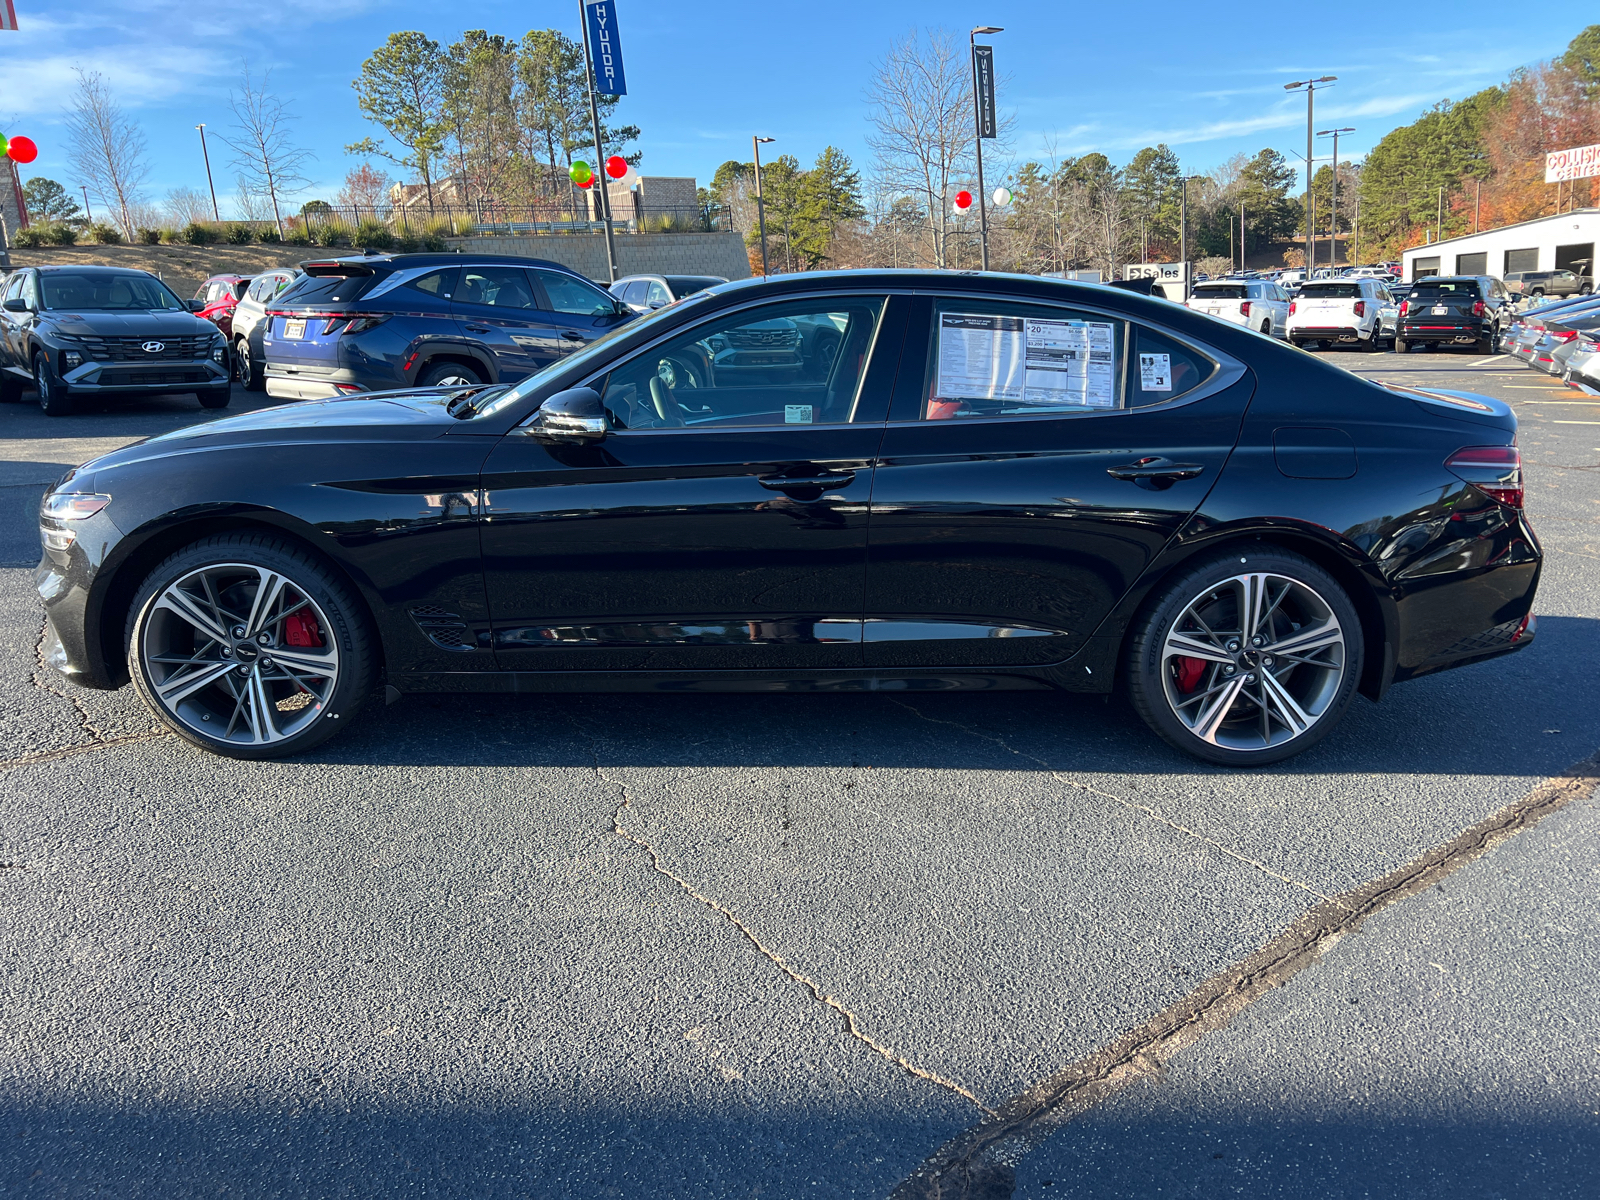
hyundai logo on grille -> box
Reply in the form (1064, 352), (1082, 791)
(142, 341), (165, 353)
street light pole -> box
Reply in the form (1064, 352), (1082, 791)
(969, 25), (1003, 272)
(1285, 76), (1336, 273)
(195, 124), (219, 222)
(1317, 127), (1353, 268)
(79, 185), (93, 224)
(1179, 174), (1202, 297)
(753, 136), (775, 277)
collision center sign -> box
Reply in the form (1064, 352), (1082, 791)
(1545, 143), (1600, 183)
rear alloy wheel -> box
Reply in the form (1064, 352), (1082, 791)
(236, 338), (265, 392)
(1126, 549), (1362, 766)
(419, 361), (483, 388)
(127, 535), (374, 759)
(35, 355), (74, 416)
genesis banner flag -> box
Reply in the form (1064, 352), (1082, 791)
(973, 45), (997, 139)
(584, 2), (627, 96)
(1, 1), (20, 32)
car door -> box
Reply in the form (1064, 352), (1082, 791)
(450, 264), (554, 380)
(478, 292), (906, 672)
(862, 294), (1251, 669)
(528, 267), (632, 354)
(0, 272), (26, 371)
(1269, 284), (1291, 335)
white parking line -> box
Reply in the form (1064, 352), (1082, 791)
(1468, 355), (1507, 367)
(1513, 399), (1600, 405)
(1552, 420), (1600, 425)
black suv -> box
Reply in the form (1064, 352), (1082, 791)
(1, 266), (231, 415)
(261, 253), (635, 399)
(1395, 275), (1512, 354)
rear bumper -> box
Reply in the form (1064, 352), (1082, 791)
(1289, 325), (1368, 341)
(1398, 321), (1488, 344)
(264, 362), (368, 400)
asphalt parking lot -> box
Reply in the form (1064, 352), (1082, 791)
(2, 352), (1597, 1199)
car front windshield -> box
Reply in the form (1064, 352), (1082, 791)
(40, 273), (186, 311)
(472, 292), (715, 419)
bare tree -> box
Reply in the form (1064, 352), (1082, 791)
(865, 29), (976, 269)
(220, 66), (315, 238)
(164, 187), (214, 227)
(64, 68), (150, 238)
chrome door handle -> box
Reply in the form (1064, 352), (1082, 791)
(1106, 457), (1205, 490)
(757, 471), (856, 492)
(561, 330), (586, 340)
(463, 324), (491, 333)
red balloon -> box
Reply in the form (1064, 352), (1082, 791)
(7, 135), (38, 164)
(605, 155), (628, 179)
(954, 190), (973, 210)
(576, 175), (594, 189)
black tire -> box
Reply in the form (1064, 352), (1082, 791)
(1124, 547), (1363, 767)
(34, 355), (74, 416)
(236, 337), (265, 392)
(1394, 336), (1411, 353)
(419, 360), (484, 388)
(198, 386), (231, 410)
(126, 533), (375, 760)
(1475, 333), (1495, 355)
(1364, 327), (1386, 352)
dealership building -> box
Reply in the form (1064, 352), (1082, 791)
(1401, 209), (1600, 283)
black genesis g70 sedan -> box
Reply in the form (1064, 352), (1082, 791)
(35, 270), (1541, 765)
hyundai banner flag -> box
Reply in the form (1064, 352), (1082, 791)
(584, 2), (627, 97)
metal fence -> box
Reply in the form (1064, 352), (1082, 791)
(294, 202), (733, 237)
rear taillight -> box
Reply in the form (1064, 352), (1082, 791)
(1352, 300), (1366, 317)
(1288, 300), (1296, 315)
(1239, 300), (1251, 317)
(1399, 300), (1410, 316)
(319, 312), (391, 336)
(1471, 300), (1486, 317)
(1552, 330), (1578, 343)
(1445, 445), (1523, 510)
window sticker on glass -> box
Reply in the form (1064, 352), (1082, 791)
(1139, 352), (1173, 392)
(937, 313), (1026, 401)
(936, 312), (1116, 410)
(1024, 317), (1116, 408)
(785, 404), (815, 424)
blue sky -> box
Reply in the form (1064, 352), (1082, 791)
(1, 0), (1594, 213)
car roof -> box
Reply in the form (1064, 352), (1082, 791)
(310, 252), (578, 273)
(35, 264), (155, 276)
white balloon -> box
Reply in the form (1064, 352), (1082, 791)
(992, 186), (1013, 207)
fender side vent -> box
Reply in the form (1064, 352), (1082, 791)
(410, 606), (476, 653)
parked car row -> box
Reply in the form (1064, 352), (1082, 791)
(1501, 289), (1600, 391)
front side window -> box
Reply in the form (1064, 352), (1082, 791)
(599, 296), (885, 431)
(917, 299), (1122, 420)
(646, 280), (672, 307)
(623, 281), (649, 306)
(3, 274), (24, 304)
(533, 268), (615, 316)
(458, 266), (535, 308)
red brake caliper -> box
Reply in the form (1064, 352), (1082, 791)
(284, 611), (323, 647)
(1174, 656), (1206, 693)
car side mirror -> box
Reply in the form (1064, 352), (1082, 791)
(3, 297), (29, 313)
(613, 299), (633, 317)
(524, 386), (609, 443)
(187, 299), (205, 312)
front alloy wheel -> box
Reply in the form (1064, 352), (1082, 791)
(128, 536), (372, 757)
(1128, 550), (1361, 765)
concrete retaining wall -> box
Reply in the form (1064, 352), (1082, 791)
(452, 232), (751, 283)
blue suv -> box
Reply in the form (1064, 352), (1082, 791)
(261, 253), (635, 399)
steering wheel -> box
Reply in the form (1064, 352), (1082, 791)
(648, 375), (686, 427)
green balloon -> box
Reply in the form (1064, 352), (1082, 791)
(568, 160), (592, 184)
(0, 134), (8, 159)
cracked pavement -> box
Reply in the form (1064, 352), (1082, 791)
(2, 353), (1598, 1198)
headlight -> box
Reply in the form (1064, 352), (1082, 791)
(40, 492), (111, 551)
(62, 351), (84, 369)
(212, 343), (228, 364)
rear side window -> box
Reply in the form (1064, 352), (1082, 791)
(1299, 283), (1362, 299)
(1130, 325), (1217, 407)
(917, 300), (1123, 419)
(533, 268), (615, 316)
(409, 268), (458, 298)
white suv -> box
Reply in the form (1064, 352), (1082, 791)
(1287, 278), (1398, 352)
(1187, 279), (1290, 338)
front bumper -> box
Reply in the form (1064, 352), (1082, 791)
(60, 359), (229, 393)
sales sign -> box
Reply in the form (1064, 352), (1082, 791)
(585, 1), (627, 97)
(1545, 143), (1600, 183)
(973, 45), (997, 139)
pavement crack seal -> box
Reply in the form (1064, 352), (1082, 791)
(4, 620), (170, 772)
(573, 718), (992, 1115)
(886, 699), (1332, 903)
(889, 750), (1600, 1200)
